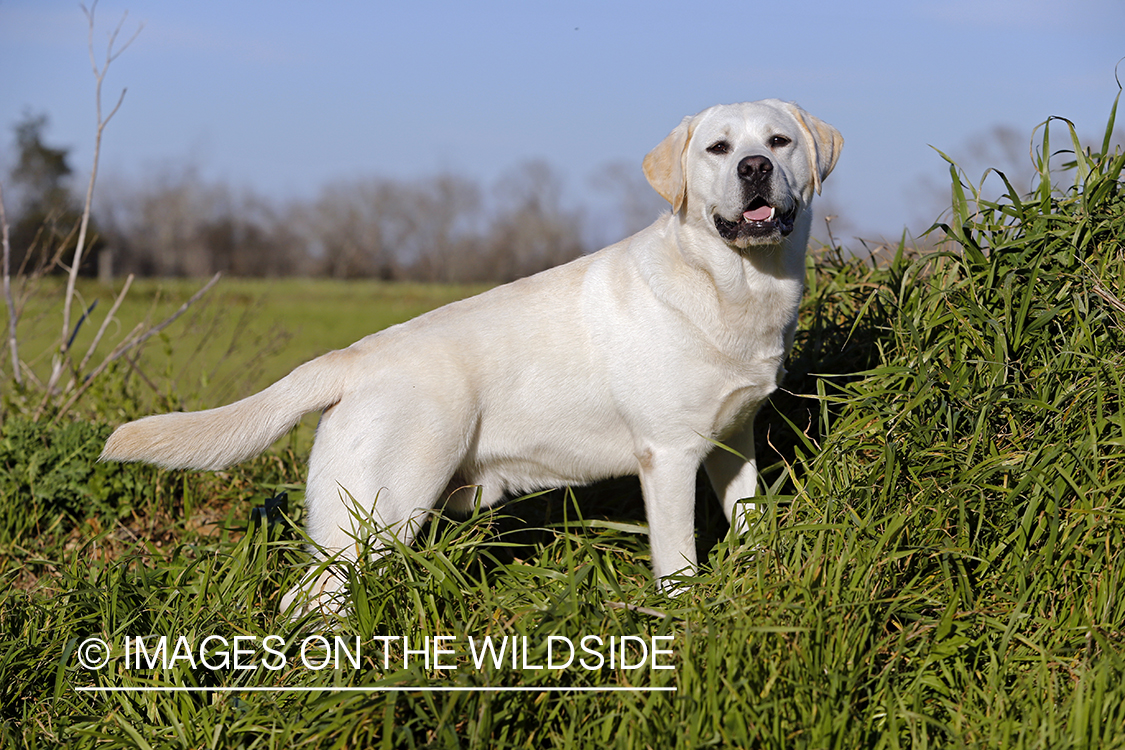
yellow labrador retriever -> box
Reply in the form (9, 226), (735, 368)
(103, 100), (842, 612)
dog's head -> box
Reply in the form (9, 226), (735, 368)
(643, 100), (843, 249)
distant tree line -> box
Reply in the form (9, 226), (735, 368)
(4, 114), (666, 283)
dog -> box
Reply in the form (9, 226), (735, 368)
(102, 100), (842, 613)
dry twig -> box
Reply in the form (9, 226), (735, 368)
(39, 1), (143, 414)
(53, 272), (222, 421)
(0, 183), (18, 385)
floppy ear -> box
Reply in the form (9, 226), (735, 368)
(643, 115), (694, 212)
(783, 103), (843, 195)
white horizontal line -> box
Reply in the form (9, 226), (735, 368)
(77, 686), (676, 693)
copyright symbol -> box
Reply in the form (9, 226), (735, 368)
(77, 637), (110, 670)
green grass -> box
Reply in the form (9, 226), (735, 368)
(2, 96), (1124, 747)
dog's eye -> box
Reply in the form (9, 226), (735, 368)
(769, 135), (792, 149)
(706, 141), (731, 155)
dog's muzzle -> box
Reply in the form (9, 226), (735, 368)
(714, 154), (796, 242)
(714, 199), (797, 241)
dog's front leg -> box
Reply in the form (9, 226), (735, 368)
(638, 449), (699, 585)
(703, 422), (761, 535)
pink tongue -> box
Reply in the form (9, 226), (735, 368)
(743, 205), (773, 222)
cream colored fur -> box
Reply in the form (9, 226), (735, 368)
(102, 100), (842, 614)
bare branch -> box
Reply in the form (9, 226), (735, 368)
(53, 273), (223, 421)
(42, 2), (143, 412)
(75, 272), (135, 376)
(0, 182), (18, 385)
(85, 2), (144, 70)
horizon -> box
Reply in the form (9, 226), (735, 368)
(1, 0), (1123, 248)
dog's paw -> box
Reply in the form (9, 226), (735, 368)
(656, 575), (690, 598)
(281, 567), (349, 620)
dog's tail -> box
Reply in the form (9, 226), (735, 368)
(101, 348), (354, 470)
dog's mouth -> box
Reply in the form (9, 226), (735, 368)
(714, 197), (797, 242)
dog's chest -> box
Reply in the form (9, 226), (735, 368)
(705, 287), (799, 437)
(706, 351), (785, 438)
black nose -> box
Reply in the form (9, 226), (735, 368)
(738, 155), (773, 180)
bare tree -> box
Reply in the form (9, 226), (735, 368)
(588, 159), (668, 247)
(297, 173), (487, 282)
(483, 160), (586, 282)
(302, 178), (400, 279)
(399, 174), (484, 282)
(220, 192), (303, 277)
(98, 168), (301, 278)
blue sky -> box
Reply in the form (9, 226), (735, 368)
(1, 0), (1122, 241)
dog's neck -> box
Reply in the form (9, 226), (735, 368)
(670, 212), (807, 296)
(635, 212), (807, 358)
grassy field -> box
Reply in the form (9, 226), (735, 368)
(2, 102), (1124, 748)
(8, 277), (489, 411)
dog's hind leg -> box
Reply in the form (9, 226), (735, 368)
(281, 396), (470, 616)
